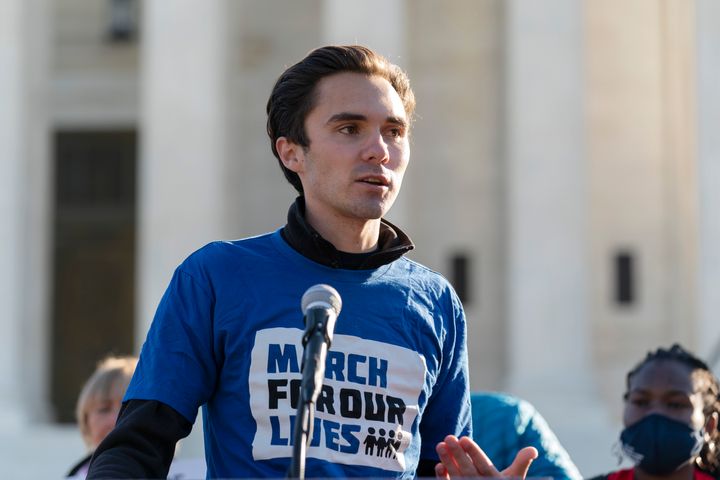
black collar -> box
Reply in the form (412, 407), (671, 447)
(280, 197), (414, 270)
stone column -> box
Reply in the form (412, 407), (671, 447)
(138, 0), (231, 342)
(505, 0), (591, 393)
(0, 0), (27, 429)
(0, 0), (51, 428)
(696, 0), (720, 366)
(505, 0), (614, 474)
(138, 0), (232, 458)
(321, 0), (410, 226)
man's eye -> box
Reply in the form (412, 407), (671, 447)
(629, 398), (649, 407)
(383, 128), (405, 141)
(339, 125), (358, 134)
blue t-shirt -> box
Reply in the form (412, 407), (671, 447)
(126, 230), (471, 478)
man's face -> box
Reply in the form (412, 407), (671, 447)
(281, 72), (410, 225)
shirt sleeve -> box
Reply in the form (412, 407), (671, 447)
(418, 289), (473, 460)
(86, 399), (193, 479)
(125, 264), (219, 422)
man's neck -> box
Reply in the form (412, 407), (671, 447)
(304, 206), (381, 253)
(281, 197), (414, 270)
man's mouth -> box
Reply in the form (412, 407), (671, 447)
(358, 176), (390, 187)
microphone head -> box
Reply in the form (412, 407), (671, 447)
(301, 284), (342, 316)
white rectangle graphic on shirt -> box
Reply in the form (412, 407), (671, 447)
(249, 327), (427, 472)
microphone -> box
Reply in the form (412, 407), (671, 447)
(289, 284), (342, 479)
(299, 284), (342, 407)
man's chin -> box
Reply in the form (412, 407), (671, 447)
(351, 206), (387, 221)
(338, 194), (397, 221)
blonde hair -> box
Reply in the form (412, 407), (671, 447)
(75, 355), (137, 449)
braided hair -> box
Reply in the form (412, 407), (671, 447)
(626, 344), (720, 476)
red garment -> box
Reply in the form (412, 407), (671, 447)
(607, 467), (715, 480)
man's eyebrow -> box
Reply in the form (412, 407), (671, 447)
(386, 115), (408, 128)
(326, 112), (408, 128)
(326, 112), (367, 124)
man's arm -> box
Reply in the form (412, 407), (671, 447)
(87, 399), (193, 479)
(418, 288), (473, 470)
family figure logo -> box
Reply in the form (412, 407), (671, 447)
(363, 427), (404, 458)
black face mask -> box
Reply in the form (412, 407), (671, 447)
(620, 413), (704, 476)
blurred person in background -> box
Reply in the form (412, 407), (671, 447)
(471, 391), (581, 480)
(68, 355), (205, 479)
(67, 356), (137, 479)
(589, 344), (719, 480)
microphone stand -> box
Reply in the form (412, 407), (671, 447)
(288, 308), (333, 479)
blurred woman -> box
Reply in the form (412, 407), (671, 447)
(67, 356), (137, 479)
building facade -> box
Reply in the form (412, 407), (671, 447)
(1, 0), (719, 477)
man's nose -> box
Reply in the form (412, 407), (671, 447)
(362, 131), (390, 164)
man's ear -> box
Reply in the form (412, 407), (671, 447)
(276, 137), (304, 173)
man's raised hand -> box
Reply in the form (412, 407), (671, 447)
(434, 435), (538, 479)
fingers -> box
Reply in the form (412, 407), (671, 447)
(435, 436), (538, 479)
(436, 435), (474, 477)
(434, 462), (449, 479)
(436, 435), (500, 478)
(501, 446), (538, 479)
(458, 436), (501, 477)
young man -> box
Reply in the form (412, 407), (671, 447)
(88, 45), (479, 479)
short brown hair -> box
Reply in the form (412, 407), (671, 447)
(266, 45), (416, 193)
